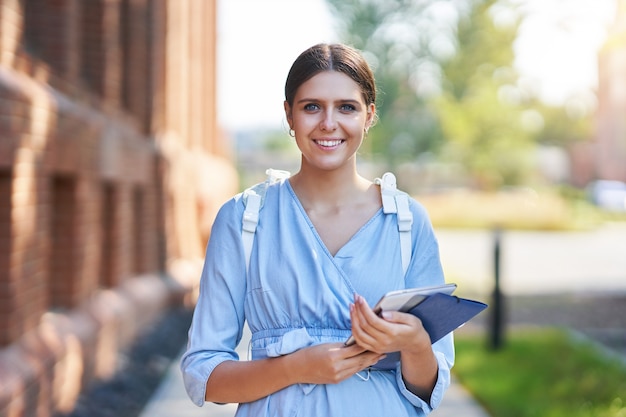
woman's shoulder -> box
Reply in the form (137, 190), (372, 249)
(218, 175), (290, 223)
(210, 194), (244, 230)
(407, 194), (430, 217)
(375, 172), (430, 219)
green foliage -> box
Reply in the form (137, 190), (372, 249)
(454, 329), (626, 417)
(442, 0), (518, 99)
(531, 99), (594, 146)
(326, 0), (593, 188)
(435, 0), (538, 189)
(263, 130), (295, 152)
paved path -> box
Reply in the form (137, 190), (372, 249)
(436, 223), (626, 296)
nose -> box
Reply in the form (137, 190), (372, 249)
(319, 109), (337, 131)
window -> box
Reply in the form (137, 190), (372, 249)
(0, 171), (12, 346)
(133, 186), (144, 274)
(100, 182), (117, 287)
(22, 0), (71, 75)
(49, 176), (77, 308)
(80, 0), (104, 95)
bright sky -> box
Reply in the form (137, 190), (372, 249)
(217, 0), (618, 132)
(217, 0), (337, 131)
(513, 0), (617, 105)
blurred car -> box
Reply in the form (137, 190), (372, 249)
(587, 180), (626, 212)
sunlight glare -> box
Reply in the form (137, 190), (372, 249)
(513, 0), (617, 105)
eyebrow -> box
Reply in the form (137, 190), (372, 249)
(296, 98), (362, 105)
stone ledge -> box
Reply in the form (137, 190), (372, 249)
(0, 272), (196, 417)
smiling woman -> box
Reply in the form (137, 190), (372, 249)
(280, 44), (376, 176)
(180, 43), (455, 417)
(284, 68), (375, 175)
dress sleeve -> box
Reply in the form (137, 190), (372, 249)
(396, 199), (455, 412)
(394, 338), (454, 412)
(180, 197), (247, 407)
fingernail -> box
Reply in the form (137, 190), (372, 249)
(382, 311), (392, 320)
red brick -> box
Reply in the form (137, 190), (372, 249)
(0, 0), (236, 415)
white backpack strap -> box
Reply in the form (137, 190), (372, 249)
(242, 191), (261, 275)
(395, 194), (413, 274)
(242, 169), (290, 274)
(265, 168), (291, 184)
(375, 172), (413, 275)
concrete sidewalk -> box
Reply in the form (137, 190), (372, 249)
(140, 349), (490, 417)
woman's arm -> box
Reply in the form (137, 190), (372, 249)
(205, 342), (386, 403)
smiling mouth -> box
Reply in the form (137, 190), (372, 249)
(315, 139), (344, 148)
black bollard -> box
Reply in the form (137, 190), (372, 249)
(489, 227), (505, 350)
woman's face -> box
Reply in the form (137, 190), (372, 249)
(285, 71), (375, 172)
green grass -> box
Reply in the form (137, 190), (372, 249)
(453, 328), (626, 417)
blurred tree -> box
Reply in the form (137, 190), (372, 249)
(530, 99), (593, 146)
(326, 0), (454, 166)
(328, 0), (581, 189)
(434, 0), (537, 189)
(264, 130), (296, 152)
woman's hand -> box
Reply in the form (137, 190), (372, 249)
(349, 293), (438, 400)
(289, 342), (385, 385)
(206, 341), (384, 404)
(349, 293), (432, 355)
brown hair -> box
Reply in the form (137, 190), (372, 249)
(284, 43), (377, 110)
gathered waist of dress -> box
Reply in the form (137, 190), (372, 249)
(250, 327), (351, 360)
(249, 327), (399, 371)
(251, 326), (352, 342)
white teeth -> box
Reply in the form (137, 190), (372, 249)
(317, 140), (342, 147)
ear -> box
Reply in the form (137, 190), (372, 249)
(284, 101), (293, 128)
(365, 103), (376, 129)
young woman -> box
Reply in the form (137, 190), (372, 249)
(181, 43), (454, 416)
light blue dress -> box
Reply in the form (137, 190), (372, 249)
(181, 178), (454, 416)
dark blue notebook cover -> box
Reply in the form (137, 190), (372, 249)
(373, 293), (488, 370)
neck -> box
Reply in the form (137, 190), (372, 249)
(289, 164), (372, 209)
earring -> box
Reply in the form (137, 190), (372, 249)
(289, 128), (295, 137)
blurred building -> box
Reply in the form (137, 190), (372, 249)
(0, 1), (237, 416)
(595, 0), (626, 182)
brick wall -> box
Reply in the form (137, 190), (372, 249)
(0, 0), (238, 415)
(593, 2), (626, 183)
(596, 44), (626, 182)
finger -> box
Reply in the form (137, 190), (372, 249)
(348, 351), (387, 373)
(354, 298), (429, 352)
(354, 294), (380, 321)
(381, 310), (421, 326)
(354, 295), (389, 334)
(355, 354), (387, 372)
(349, 303), (367, 344)
(340, 341), (369, 358)
(352, 301), (390, 349)
(349, 303), (379, 348)
(381, 311), (433, 348)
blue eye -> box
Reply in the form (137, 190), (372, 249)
(340, 104), (356, 112)
(304, 103), (320, 111)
